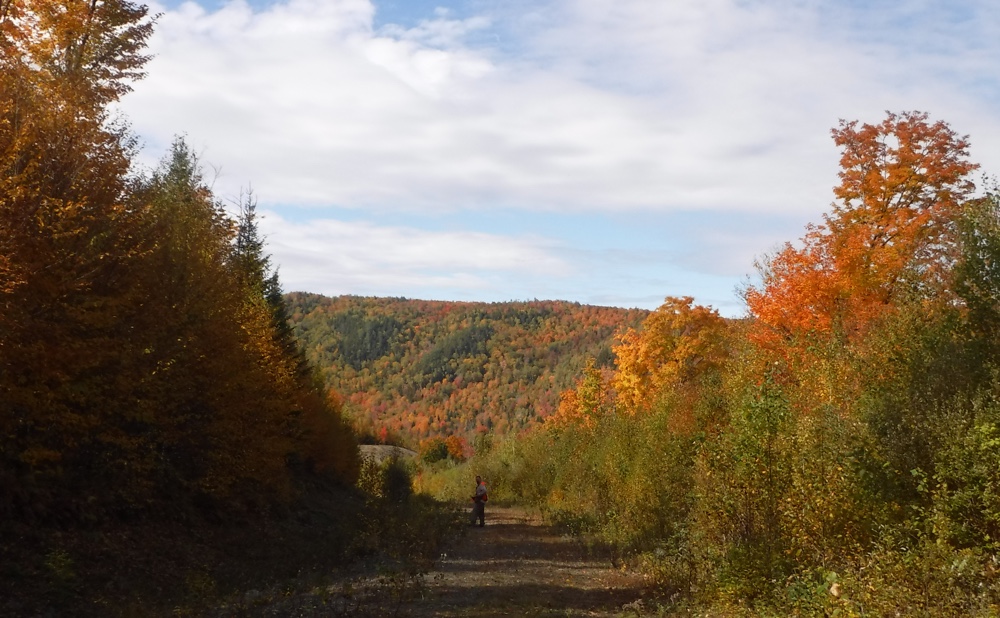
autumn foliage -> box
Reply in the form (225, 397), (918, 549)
(286, 294), (646, 445)
(0, 0), (357, 524)
(543, 296), (727, 437)
(449, 112), (1000, 613)
(6, 3), (1000, 611)
(547, 358), (614, 428)
(612, 296), (728, 416)
(746, 112), (978, 352)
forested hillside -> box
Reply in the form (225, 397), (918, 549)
(286, 294), (648, 445)
(8, 0), (1000, 615)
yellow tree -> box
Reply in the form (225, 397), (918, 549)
(612, 296), (728, 418)
(0, 0), (152, 300)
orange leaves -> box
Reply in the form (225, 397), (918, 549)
(747, 112), (979, 351)
(445, 434), (468, 461)
(828, 112), (977, 298)
(546, 359), (613, 429)
(745, 239), (840, 349)
(418, 435), (468, 462)
(549, 387), (591, 428)
(832, 112), (975, 218)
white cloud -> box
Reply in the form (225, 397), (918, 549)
(259, 211), (570, 297)
(120, 0), (1000, 310)
(126, 0), (1000, 219)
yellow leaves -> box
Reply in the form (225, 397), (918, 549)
(548, 297), (728, 438)
(5, 0), (154, 108)
(612, 296), (728, 416)
(611, 327), (647, 413)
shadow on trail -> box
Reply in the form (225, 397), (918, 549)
(439, 558), (617, 574)
(412, 507), (646, 618)
(459, 523), (612, 561)
(418, 581), (641, 616)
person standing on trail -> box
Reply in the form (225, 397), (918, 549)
(470, 475), (487, 527)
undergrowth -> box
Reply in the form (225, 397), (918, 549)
(1, 456), (462, 617)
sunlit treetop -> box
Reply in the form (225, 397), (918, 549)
(0, 0), (154, 108)
(746, 111), (980, 348)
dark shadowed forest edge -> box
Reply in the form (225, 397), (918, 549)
(0, 1), (450, 614)
(5, 1), (1000, 616)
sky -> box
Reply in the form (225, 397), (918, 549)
(118, 0), (1000, 317)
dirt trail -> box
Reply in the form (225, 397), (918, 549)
(411, 506), (647, 617)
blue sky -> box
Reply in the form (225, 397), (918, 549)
(123, 0), (1000, 316)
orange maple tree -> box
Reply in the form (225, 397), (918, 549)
(547, 359), (614, 428)
(746, 111), (979, 350)
(445, 434), (468, 461)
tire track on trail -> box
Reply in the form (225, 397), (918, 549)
(412, 506), (647, 617)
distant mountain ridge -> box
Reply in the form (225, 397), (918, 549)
(285, 293), (648, 446)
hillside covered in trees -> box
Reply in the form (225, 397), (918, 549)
(286, 294), (648, 445)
